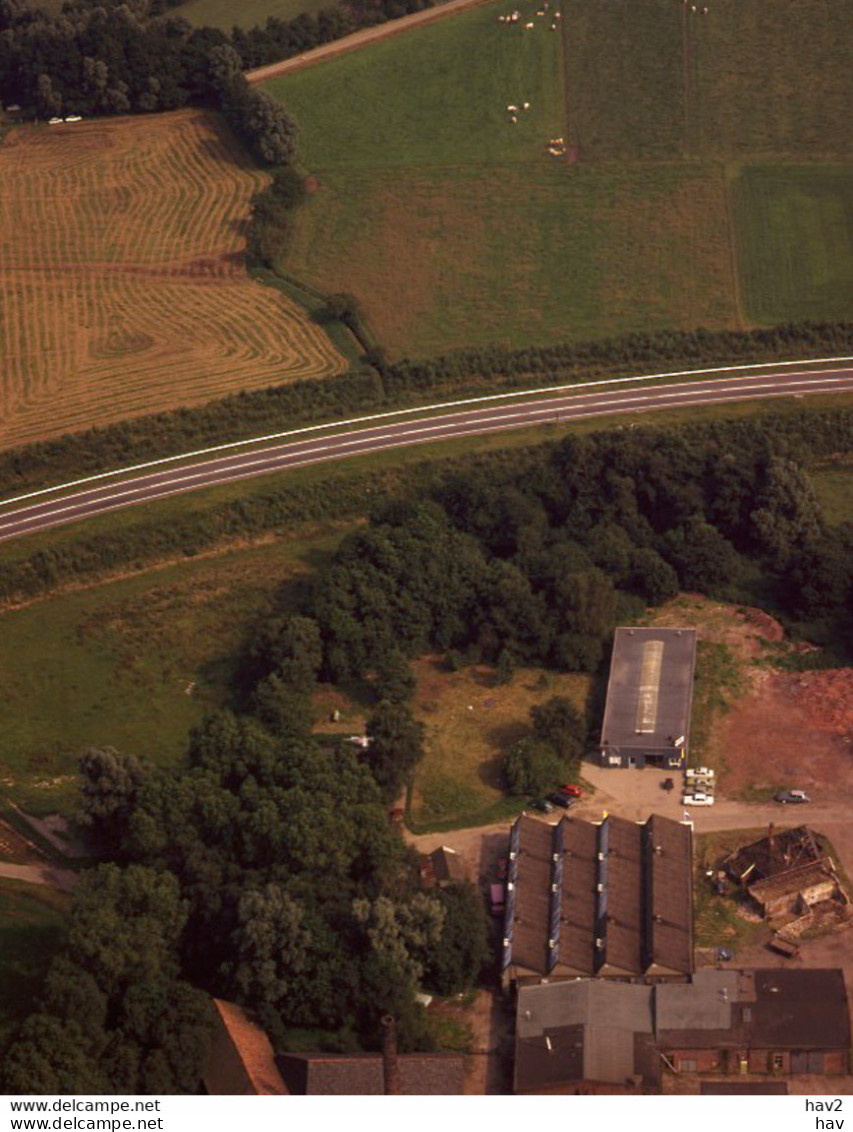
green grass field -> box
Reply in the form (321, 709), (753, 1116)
(267, 1), (564, 170)
(0, 529), (348, 814)
(286, 163), (736, 355)
(732, 165), (853, 325)
(265, 0), (853, 356)
(809, 459), (853, 527)
(0, 880), (68, 1052)
(691, 0), (853, 160)
(177, 0), (330, 30)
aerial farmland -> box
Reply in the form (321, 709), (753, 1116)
(264, 0), (853, 358)
(0, 108), (346, 448)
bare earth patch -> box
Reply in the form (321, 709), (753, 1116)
(717, 670), (853, 799)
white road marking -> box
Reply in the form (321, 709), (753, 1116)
(2, 356), (852, 509)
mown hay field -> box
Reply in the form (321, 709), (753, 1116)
(0, 109), (346, 450)
(267, 0), (853, 357)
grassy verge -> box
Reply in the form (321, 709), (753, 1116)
(0, 879), (69, 1052)
(689, 639), (747, 769)
(408, 661), (590, 828)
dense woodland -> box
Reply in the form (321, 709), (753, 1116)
(4, 412), (853, 1092)
(0, 0), (432, 120)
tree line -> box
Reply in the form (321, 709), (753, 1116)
(4, 403), (853, 611)
(4, 321), (853, 503)
(0, 0), (433, 121)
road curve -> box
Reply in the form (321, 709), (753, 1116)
(1, 367), (851, 545)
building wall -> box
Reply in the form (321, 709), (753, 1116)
(670, 1049), (721, 1074)
(669, 1048), (847, 1077)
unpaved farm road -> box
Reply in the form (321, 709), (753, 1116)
(406, 799), (853, 884)
(246, 0), (493, 83)
(2, 367), (852, 546)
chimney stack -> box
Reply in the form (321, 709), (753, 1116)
(381, 1014), (401, 1096)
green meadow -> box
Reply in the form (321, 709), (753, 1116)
(266, 0), (853, 356)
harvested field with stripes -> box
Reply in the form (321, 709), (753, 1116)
(0, 109), (346, 450)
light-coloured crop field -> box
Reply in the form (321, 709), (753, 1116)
(0, 109), (346, 449)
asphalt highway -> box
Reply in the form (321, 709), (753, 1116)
(1, 366), (852, 544)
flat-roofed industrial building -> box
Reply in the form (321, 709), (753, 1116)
(598, 626), (697, 769)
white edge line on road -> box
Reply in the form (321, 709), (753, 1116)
(1, 377), (850, 538)
(2, 355), (853, 511)
(7, 373), (848, 523)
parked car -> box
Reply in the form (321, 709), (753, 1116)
(662, 777), (674, 792)
(682, 791), (715, 806)
(685, 766), (715, 780)
(774, 789), (810, 804)
(529, 798), (554, 814)
(489, 883), (506, 918)
(558, 784), (583, 798)
(548, 792), (577, 810)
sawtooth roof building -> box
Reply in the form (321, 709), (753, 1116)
(598, 627), (697, 769)
(501, 813), (693, 984)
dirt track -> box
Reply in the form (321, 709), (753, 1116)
(246, 0), (494, 84)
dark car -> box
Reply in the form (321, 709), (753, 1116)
(662, 777), (674, 792)
(774, 789), (810, 804)
(548, 792), (576, 810)
(529, 798), (554, 814)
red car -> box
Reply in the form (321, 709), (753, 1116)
(559, 784), (583, 798)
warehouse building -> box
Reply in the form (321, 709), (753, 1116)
(514, 968), (850, 1092)
(598, 627), (697, 769)
(501, 812), (693, 984)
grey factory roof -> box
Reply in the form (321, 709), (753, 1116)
(514, 982), (653, 1092)
(600, 627), (697, 753)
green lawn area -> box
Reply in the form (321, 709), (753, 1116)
(265, 0), (565, 170)
(284, 162), (737, 356)
(0, 880), (68, 1053)
(409, 659), (591, 829)
(732, 165), (853, 326)
(0, 529), (349, 814)
(178, 0), (330, 30)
